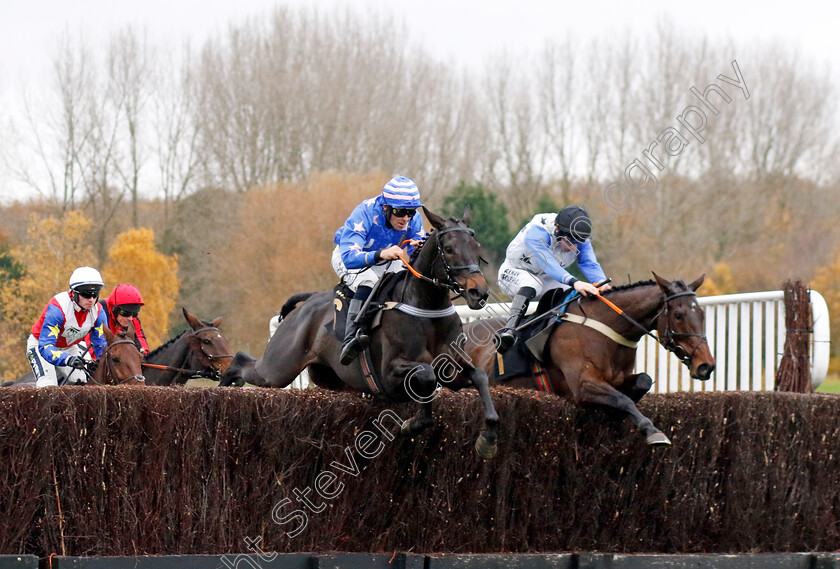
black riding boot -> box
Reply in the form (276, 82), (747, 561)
(340, 287), (372, 365)
(496, 287), (536, 354)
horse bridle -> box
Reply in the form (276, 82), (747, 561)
(593, 289), (709, 365)
(86, 338), (145, 385)
(653, 290), (710, 365)
(190, 325), (234, 377)
(423, 225), (483, 295)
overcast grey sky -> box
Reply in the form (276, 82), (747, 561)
(1, 0), (837, 87)
(1, 0), (838, 202)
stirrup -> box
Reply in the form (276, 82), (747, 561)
(496, 328), (518, 354)
(340, 331), (370, 365)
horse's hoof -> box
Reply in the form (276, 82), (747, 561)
(646, 432), (672, 446)
(475, 434), (498, 459)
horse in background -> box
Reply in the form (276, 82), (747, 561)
(4, 324), (145, 387)
(142, 308), (234, 385)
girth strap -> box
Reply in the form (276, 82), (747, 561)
(382, 302), (458, 318)
(560, 313), (638, 348)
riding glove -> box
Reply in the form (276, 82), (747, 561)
(65, 356), (86, 369)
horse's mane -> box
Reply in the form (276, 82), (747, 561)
(409, 218), (465, 264)
(408, 235), (429, 263)
(602, 279), (655, 295)
(145, 329), (189, 358)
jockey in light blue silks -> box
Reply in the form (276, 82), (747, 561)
(495, 205), (612, 353)
(27, 266), (108, 387)
(332, 176), (426, 365)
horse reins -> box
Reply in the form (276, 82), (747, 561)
(397, 226), (482, 297)
(141, 325), (233, 379)
(594, 289), (709, 364)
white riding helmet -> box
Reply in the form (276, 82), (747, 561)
(69, 266), (105, 292)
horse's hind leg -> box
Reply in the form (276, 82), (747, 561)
(578, 373), (670, 446)
(470, 368), (499, 459)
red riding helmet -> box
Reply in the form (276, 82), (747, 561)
(109, 283), (144, 316)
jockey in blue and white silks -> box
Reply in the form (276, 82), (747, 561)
(27, 266), (108, 387)
(332, 175), (426, 365)
(495, 205), (611, 353)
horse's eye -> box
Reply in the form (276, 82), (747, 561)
(202, 338), (212, 345)
(445, 246), (454, 254)
(674, 313), (684, 321)
(112, 357), (121, 364)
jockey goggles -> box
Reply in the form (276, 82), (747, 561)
(115, 306), (141, 318)
(556, 230), (584, 244)
(390, 207), (416, 218)
(75, 287), (101, 299)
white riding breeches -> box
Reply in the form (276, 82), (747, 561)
(26, 335), (89, 388)
(331, 246), (404, 292)
(497, 260), (570, 299)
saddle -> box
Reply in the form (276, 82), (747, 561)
(329, 273), (402, 342)
(493, 288), (578, 383)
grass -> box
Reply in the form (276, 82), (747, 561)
(817, 374), (840, 394)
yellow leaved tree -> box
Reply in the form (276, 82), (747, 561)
(0, 211), (97, 379)
(811, 249), (840, 360)
(101, 228), (180, 348)
(700, 262), (738, 297)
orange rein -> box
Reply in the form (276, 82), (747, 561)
(595, 293), (624, 315)
(397, 239), (424, 279)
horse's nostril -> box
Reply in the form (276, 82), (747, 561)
(696, 363), (713, 379)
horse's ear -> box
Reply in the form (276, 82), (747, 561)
(652, 271), (671, 292)
(103, 326), (115, 343)
(688, 274), (705, 292)
(462, 206), (472, 227)
(125, 319), (136, 337)
(422, 206), (446, 231)
(211, 316), (223, 328)
(182, 307), (202, 330)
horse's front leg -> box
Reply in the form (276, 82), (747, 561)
(577, 371), (670, 446)
(469, 367), (499, 459)
(618, 372), (654, 403)
(391, 359), (437, 435)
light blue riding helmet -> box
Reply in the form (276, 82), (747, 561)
(381, 176), (422, 208)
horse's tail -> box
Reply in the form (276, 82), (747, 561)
(280, 292), (317, 319)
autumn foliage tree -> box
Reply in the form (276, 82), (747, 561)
(214, 171), (387, 354)
(101, 228), (180, 347)
(0, 212), (97, 378)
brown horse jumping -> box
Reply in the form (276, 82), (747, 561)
(221, 208), (501, 458)
(464, 273), (715, 446)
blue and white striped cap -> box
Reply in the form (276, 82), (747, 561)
(381, 176), (422, 208)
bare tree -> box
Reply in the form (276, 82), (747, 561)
(153, 41), (203, 226)
(14, 33), (96, 211)
(482, 51), (547, 221)
(106, 27), (154, 228)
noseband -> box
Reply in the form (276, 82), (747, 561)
(191, 325), (234, 375)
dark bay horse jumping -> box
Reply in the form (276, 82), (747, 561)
(463, 273), (716, 446)
(4, 324), (145, 387)
(142, 308), (234, 386)
(221, 208), (501, 458)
